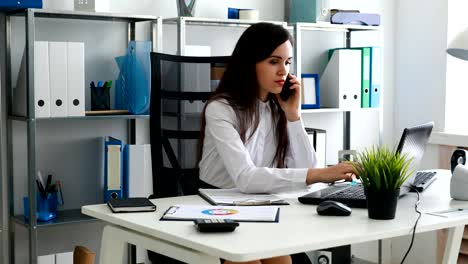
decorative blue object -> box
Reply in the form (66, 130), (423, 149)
(301, 73), (320, 109)
(115, 41), (152, 115)
(0, 0), (42, 10)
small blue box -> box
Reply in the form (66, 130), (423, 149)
(0, 0), (43, 10)
(228, 7), (239, 19)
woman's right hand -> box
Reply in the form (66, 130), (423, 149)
(306, 163), (356, 185)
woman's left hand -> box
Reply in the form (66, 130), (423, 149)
(276, 74), (301, 121)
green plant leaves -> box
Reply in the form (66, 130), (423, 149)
(350, 145), (414, 191)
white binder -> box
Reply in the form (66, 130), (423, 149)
(38, 255), (55, 264)
(320, 49), (361, 110)
(183, 45), (211, 113)
(67, 42), (85, 116)
(49, 41), (68, 117)
(55, 252), (73, 264)
(13, 41), (51, 118)
(126, 144), (153, 197)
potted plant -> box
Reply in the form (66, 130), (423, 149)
(351, 146), (413, 220)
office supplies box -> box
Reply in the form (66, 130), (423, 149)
(161, 204), (280, 222)
(320, 49), (361, 110)
(38, 254), (55, 264)
(199, 188), (289, 206)
(14, 41), (51, 118)
(49, 41), (69, 117)
(74, 0), (109, 12)
(301, 73), (320, 109)
(285, 0), (329, 23)
(123, 144), (153, 198)
(67, 42), (85, 117)
(107, 197), (156, 213)
(331, 12), (381, 26)
(0, 0), (42, 10)
(329, 47), (371, 108)
(305, 128), (326, 168)
(104, 137), (124, 202)
(370, 47), (381, 108)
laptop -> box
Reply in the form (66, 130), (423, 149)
(298, 122), (435, 208)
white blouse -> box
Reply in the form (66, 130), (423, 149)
(199, 99), (317, 193)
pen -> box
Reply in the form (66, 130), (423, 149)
(233, 200), (272, 206)
(57, 180), (64, 205)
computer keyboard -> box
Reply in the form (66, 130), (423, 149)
(411, 171), (437, 192)
(326, 185), (366, 200)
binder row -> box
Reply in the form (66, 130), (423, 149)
(320, 47), (381, 110)
(14, 41), (85, 118)
(103, 137), (153, 203)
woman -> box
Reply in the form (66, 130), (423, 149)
(199, 23), (355, 264)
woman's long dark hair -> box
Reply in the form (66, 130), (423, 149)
(200, 23), (294, 168)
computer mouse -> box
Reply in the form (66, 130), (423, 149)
(316, 200), (352, 216)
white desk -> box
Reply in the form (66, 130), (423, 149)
(82, 170), (468, 264)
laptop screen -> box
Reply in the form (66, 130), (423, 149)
(396, 122), (434, 193)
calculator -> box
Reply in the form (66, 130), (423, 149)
(194, 219), (239, 233)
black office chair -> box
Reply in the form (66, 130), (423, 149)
(148, 52), (230, 264)
(148, 52), (313, 264)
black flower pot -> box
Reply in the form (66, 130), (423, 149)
(365, 188), (400, 220)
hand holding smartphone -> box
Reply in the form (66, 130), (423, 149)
(279, 75), (294, 101)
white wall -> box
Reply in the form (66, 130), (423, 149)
(392, 0), (449, 263)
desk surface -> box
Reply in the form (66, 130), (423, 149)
(82, 170), (468, 262)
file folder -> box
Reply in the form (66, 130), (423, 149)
(123, 144), (153, 198)
(329, 47), (370, 108)
(0, 0), (42, 10)
(104, 137), (124, 202)
(49, 42), (68, 117)
(305, 128), (326, 168)
(370, 47), (381, 108)
(13, 42), (51, 118)
(301, 73), (320, 109)
(183, 45), (211, 113)
(320, 49), (361, 110)
(67, 42), (85, 117)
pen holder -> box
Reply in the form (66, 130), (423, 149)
(90, 86), (110, 111)
(23, 192), (59, 222)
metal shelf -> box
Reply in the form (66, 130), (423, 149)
(8, 8), (159, 22)
(301, 107), (380, 114)
(290, 22), (381, 32)
(163, 16), (287, 27)
(11, 209), (98, 229)
(9, 114), (150, 121)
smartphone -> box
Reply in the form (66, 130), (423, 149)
(279, 75), (293, 101)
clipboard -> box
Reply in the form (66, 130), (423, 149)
(198, 188), (289, 206)
(160, 205), (280, 223)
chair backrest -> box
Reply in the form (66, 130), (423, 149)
(150, 52), (230, 198)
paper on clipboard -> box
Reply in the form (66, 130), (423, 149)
(198, 188), (289, 206)
(427, 208), (468, 218)
(160, 204), (280, 222)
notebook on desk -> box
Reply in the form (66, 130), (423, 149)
(298, 122), (436, 208)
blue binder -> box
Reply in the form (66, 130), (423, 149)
(0, 0), (42, 10)
(104, 137), (124, 202)
(301, 74), (320, 109)
(370, 47), (381, 108)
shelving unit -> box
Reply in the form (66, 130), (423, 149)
(3, 8), (158, 264)
(155, 19), (382, 155)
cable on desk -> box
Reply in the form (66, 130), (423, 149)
(400, 187), (421, 264)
